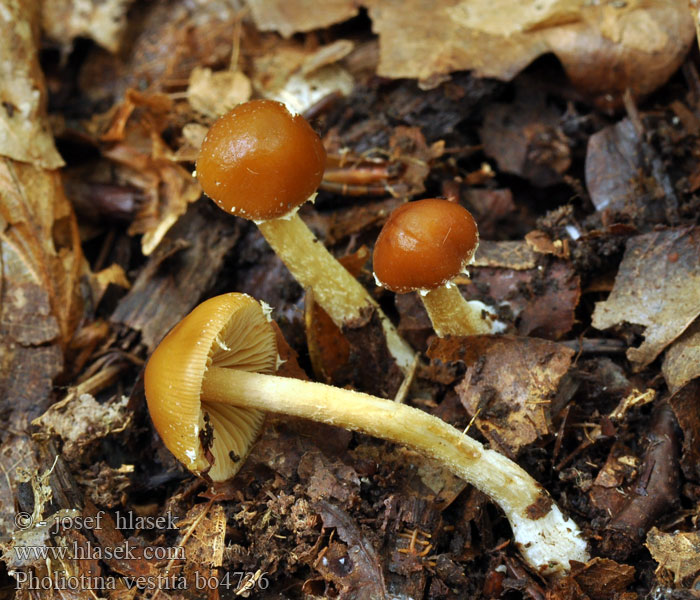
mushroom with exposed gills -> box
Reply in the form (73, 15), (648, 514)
(145, 292), (589, 575)
(373, 198), (499, 337)
(195, 99), (414, 375)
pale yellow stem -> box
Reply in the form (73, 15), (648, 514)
(202, 366), (589, 574)
(422, 284), (493, 337)
(258, 214), (415, 372)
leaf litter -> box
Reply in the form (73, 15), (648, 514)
(3, 0), (700, 598)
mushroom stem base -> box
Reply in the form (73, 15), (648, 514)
(258, 214), (415, 372)
(422, 284), (493, 337)
(201, 366), (589, 574)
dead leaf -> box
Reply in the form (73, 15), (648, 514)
(253, 42), (355, 114)
(662, 318), (700, 393)
(367, 0), (693, 108)
(585, 118), (675, 224)
(592, 228), (700, 368)
(0, 6), (87, 534)
(297, 451), (360, 504)
(570, 557), (635, 600)
(247, 0), (360, 38)
(429, 335), (574, 456)
(0, 1), (64, 168)
(474, 260), (580, 340)
(187, 67), (252, 119)
(646, 527), (700, 583)
(481, 86), (570, 187)
(462, 188), (516, 240)
(588, 441), (636, 515)
(95, 91), (201, 254)
(525, 230), (570, 259)
(41, 0), (134, 53)
(315, 500), (390, 600)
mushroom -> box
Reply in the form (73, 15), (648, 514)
(373, 198), (498, 337)
(196, 99), (414, 374)
(145, 292), (589, 575)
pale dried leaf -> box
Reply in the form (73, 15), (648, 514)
(301, 39), (355, 75)
(258, 64), (355, 113)
(0, 1), (64, 167)
(662, 318), (700, 393)
(367, 0), (693, 107)
(40, 0), (134, 53)
(247, 0), (360, 37)
(97, 93), (202, 255)
(592, 228), (700, 368)
(0, 161), (85, 344)
(187, 67), (252, 119)
(646, 527), (700, 583)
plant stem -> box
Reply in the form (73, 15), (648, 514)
(422, 284), (493, 337)
(258, 214), (415, 373)
(201, 366), (589, 574)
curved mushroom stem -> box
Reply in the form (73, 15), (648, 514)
(202, 366), (589, 575)
(422, 284), (496, 337)
(258, 214), (415, 373)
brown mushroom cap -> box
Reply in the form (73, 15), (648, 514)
(196, 99), (326, 221)
(373, 198), (479, 293)
(144, 293), (278, 481)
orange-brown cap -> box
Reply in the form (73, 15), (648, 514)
(196, 100), (326, 221)
(144, 293), (278, 482)
(373, 198), (479, 293)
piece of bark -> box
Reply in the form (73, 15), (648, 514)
(111, 201), (240, 351)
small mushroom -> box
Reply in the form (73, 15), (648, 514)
(373, 198), (498, 337)
(145, 292), (589, 575)
(196, 99), (414, 374)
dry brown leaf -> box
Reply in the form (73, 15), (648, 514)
(0, 1), (64, 167)
(592, 228), (700, 369)
(481, 87), (570, 187)
(0, 3), (87, 538)
(96, 91), (201, 254)
(314, 500), (390, 600)
(247, 0), (360, 37)
(646, 527), (700, 583)
(586, 119), (643, 214)
(570, 557), (635, 600)
(187, 67), (252, 119)
(585, 117), (675, 224)
(428, 336), (574, 456)
(297, 451), (360, 504)
(588, 441), (635, 515)
(40, 0), (134, 53)
(474, 260), (580, 340)
(367, 0), (693, 107)
(662, 318), (700, 394)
